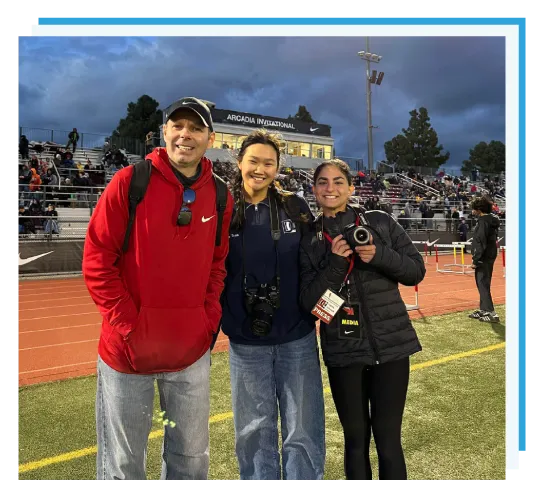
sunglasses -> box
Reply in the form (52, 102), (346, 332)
(177, 188), (196, 226)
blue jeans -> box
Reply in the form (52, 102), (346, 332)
(229, 331), (325, 479)
(96, 350), (210, 480)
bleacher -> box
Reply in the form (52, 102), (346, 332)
(18, 141), (143, 238)
(19, 142), (141, 184)
(19, 139), (506, 239)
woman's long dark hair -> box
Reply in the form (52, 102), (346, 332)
(231, 129), (308, 230)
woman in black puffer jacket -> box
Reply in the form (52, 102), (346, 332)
(299, 159), (426, 480)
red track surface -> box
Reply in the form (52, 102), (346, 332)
(19, 254), (506, 386)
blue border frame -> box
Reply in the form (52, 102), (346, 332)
(31, 16), (544, 472)
(507, 17), (544, 472)
(39, 18), (525, 25)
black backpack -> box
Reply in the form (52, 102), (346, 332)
(122, 159), (228, 253)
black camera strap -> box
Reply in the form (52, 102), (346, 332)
(241, 189), (281, 296)
(350, 204), (388, 245)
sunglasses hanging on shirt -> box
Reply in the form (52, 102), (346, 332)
(177, 188), (196, 226)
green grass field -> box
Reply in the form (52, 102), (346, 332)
(19, 306), (506, 480)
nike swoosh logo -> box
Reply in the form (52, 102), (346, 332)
(19, 251), (54, 266)
(202, 215), (216, 223)
(310, 127), (319, 132)
(345, 330), (355, 334)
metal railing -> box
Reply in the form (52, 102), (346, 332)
(396, 172), (441, 196)
(18, 216), (90, 239)
(20, 127), (109, 150)
(18, 184), (105, 214)
(20, 127), (146, 158)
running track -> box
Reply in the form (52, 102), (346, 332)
(19, 255), (506, 386)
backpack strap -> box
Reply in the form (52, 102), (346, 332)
(213, 173), (228, 247)
(122, 160), (152, 253)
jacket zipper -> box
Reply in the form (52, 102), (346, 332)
(353, 272), (380, 365)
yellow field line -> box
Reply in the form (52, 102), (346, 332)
(19, 342), (504, 474)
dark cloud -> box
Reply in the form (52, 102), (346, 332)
(19, 36), (505, 172)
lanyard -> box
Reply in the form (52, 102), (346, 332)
(322, 214), (359, 286)
(241, 189), (281, 292)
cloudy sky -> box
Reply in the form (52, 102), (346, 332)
(19, 36), (505, 172)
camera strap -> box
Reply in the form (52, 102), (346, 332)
(242, 189), (281, 294)
(321, 214), (360, 286)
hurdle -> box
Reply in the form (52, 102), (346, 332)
(434, 244), (474, 275)
(413, 238), (439, 265)
(412, 241), (429, 264)
(405, 284), (420, 311)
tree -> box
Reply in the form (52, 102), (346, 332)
(288, 105), (317, 123)
(113, 94), (163, 140)
(384, 107), (450, 170)
(461, 140), (505, 174)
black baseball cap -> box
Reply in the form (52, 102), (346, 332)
(164, 97), (213, 131)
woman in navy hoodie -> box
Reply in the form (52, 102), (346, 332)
(221, 130), (325, 480)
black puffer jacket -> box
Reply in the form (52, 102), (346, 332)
(299, 205), (426, 368)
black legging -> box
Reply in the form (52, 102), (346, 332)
(327, 358), (410, 480)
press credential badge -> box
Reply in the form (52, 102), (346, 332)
(311, 289), (345, 324)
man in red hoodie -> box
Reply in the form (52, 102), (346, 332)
(83, 97), (233, 480)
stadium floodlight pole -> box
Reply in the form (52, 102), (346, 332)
(358, 39), (382, 172)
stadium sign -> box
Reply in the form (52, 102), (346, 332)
(211, 109), (331, 137)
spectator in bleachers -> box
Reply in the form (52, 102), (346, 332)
(398, 209), (410, 230)
(62, 150), (74, 167)
(58, 177), (72, 208)
(42, 168), (59, 201)
(458, 218), (469, 242)
(54, 151), (62, 168)
(29, 168), (42, 196)
(19, 205), (34, 235)
(113, 148), (129, 168)
(28, 198), (44, 231)
(66, 128), (80, 153)
(403, 200), (412, 218)
(43, 203), (60, 235)
(19, 164), (31, 192)
(451, 207), (460, 233)
(445, 208), (452, 233)
(73, 171), (90, 207)
(103, 138), (111, 155)
(19, 135), (29, 160)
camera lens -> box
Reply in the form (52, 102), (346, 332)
(251, 319), (271, 336)
(352, 226), (370, 245)
(343, 224), (371, 248)
(250, 301), (275, 336)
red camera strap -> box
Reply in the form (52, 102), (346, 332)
(322, 214), (360, 284)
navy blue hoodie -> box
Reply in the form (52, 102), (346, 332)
(221, 194), (316, 345)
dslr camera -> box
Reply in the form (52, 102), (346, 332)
(244, 282), (280, 336)
(342, 223), (371, 249)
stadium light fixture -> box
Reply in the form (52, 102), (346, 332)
(358, 38), (383, 171)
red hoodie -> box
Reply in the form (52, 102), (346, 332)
(82, 148), (233, 374)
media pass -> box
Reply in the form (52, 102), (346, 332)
(311, 289), (345, 324)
